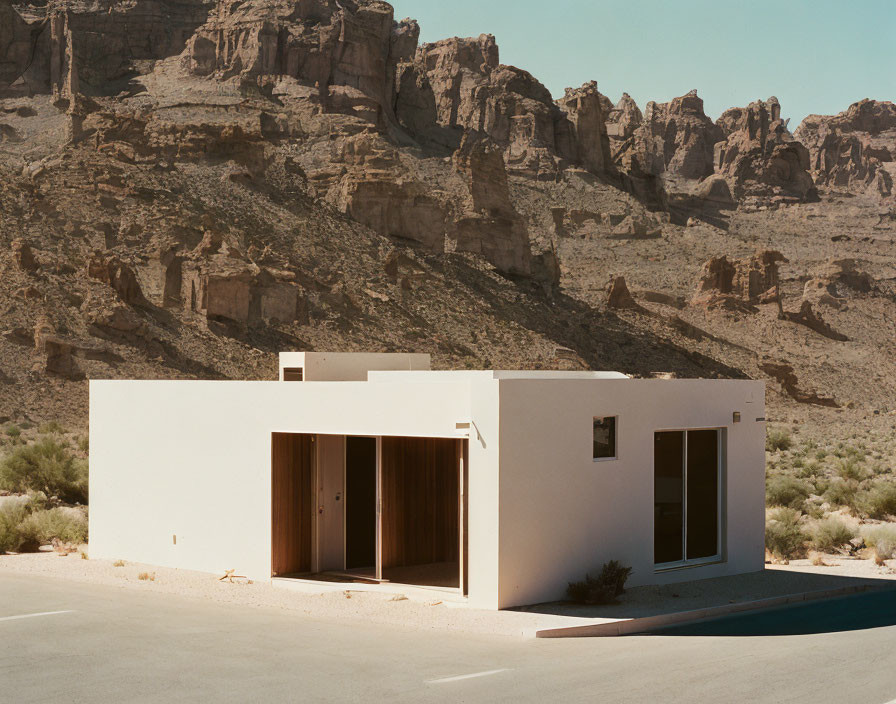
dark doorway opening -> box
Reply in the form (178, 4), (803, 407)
(345, 436), (377, 571)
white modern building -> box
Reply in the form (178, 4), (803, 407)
(89, 352), (766, 610)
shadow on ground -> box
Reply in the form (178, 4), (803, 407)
(645, 590), (896, 637)
(511, 569), (896, 636)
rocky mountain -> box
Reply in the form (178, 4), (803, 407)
(0, 0), (893, 448)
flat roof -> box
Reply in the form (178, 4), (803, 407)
(367, 370), (630, 382)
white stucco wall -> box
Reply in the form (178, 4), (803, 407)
(90, 373), (765, 611)
(88, 378), (478, 587)
(494, 378), (766, 609)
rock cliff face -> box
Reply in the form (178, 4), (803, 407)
(715, 97), (815, 203)
(1, 0), (214, 99)
(629, 90), (722, 182)
(1, 0), (895, 433)
(795, 99), (896, 199)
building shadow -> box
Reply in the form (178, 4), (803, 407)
(512, 570), (896, 637)
(643, 588), (896, 637)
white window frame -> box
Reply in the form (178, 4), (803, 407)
(592, 415), (619, 462)
(654, 427), (725, 572)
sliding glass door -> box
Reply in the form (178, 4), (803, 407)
(654, 430), (722, 567)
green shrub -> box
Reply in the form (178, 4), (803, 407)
(824, 480), (858, 511)
(765, 507), (806, 559)
(19, 508), (87, 545)
(766, 427), (793, 452)
(863, 525), (896, 561)
(766, 475), (811, 509)
(0, 439), (88, 504)
(857, 481), (896, 520)
(5, 425), (21, 439)
(567, 560), (633, 605)
(38, 421), (64, 435)
(810, 518), (856, 553)
(0, 502), (39, 553)
(77, 436), (89, 453)
(836, 459), (867, 482)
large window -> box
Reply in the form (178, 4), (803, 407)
(593, 417), (617, 460)
(654, 429), (721, 567)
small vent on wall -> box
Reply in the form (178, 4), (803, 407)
(283, 368), (304, 382)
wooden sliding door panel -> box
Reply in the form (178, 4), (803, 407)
(271, 433), (314, 576)
(380, 437), (459, 569)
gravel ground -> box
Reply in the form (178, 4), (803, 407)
(0, 550), (548, 637)
(2, 551), (893, 638)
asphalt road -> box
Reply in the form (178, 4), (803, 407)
(2, 573), (896, 704)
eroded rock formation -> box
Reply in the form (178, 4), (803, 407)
(693, 250), (788, 306)
(715, 97), (815, 203)
(795, 99), (896, 199)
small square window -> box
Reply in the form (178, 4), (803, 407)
(593, 417), (617, 460)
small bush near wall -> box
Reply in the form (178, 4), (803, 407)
(567, 560), (633, 605)
(0, 438), (87, 504)
(766, 475), (812, 509)
(863, 525), (896, 563)
(765, 507), (807, 560)
(857, 481), (896, 520)
(809, 518), (856, 553)
(766, 427), (793, 452)
(0, 495), (87, 553)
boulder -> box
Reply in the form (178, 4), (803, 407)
(606, 276), (639, 309)
(11, 239), (38, 273)
(87, 254), (148, 307)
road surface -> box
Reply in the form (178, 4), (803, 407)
(1, 573), (895, 703)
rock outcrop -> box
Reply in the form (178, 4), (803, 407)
(795, 99), (896, 199)
(617, 90), (722, 182)
(693, 250), (788, 306)
(715, 97), (815, 203)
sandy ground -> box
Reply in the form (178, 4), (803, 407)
(2, 550), (894, 637)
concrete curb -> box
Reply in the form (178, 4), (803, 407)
(532, 583), (896, 638)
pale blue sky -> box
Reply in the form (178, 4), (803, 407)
(389, 0), (895, 128)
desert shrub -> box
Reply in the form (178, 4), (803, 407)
(38, 421), (64, 435)
(567, 560), (633, 605)
(138, 572), (155, 581)
(824, 480), (859, 511)
(863, 525), (896, 562)
(836, 458), (867, 482)
(5, 425), (21, 439)
(766, 475), (811, 509)
(766, 427), (792, 452)
(765, 507), (807, 559)
(77, 436), (89, 453)
(809, 518), (856, 553)
(0, 439), (88, 504)
(0, 502), (34, 553)
(19, 508), (87, 545)
(857, 481), (896, 520)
